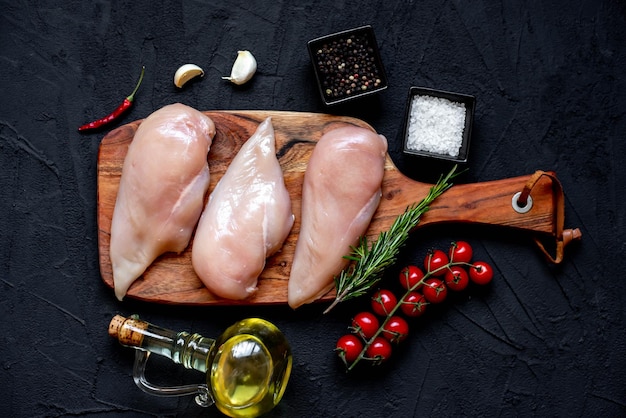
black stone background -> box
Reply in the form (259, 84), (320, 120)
(2, 1), (625, 417)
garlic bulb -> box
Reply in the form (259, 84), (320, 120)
(222, 50), (257, 85)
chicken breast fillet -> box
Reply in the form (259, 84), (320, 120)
(192, 117), (294, 300)
(288, 125), (388, 309)
(110, 103), (216, 301)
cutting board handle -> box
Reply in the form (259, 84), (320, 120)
(380, 168), (581, 264)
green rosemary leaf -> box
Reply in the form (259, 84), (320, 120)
(323, 166), (459, 314)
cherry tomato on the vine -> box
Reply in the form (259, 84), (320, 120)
(371, 289), (397, 316)
(422, 278), (448, 303)
(400, 292), (428, 317)
(351, 312), (379, 339)
(469, 261), (494, 285)
(382, 316), (409, 343)
(444, 266), (470, 291)
(365, 337), (392, 362)
(399, 265), (424, 290)
(449, 241), (473, 264)
(424, 249), (449, 276)
(336, 334), (363, 364)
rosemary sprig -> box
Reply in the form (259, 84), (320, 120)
(323, 166), (459, 314)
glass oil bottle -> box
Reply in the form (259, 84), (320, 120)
(108, 314), (292, 418)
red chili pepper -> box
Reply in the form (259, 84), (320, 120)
(78, 66), (145, 132)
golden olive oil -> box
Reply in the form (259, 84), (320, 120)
(109, 315), (292, 418)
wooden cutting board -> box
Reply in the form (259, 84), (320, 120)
(98, 111), (558, 306)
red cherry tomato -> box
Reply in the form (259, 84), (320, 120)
(469, 261), (494, 285)
(351, 312), (379, 339)
(382, 316), (409, 343)
(400, 292), (428, 317)
(371, 289), (397, 316)
(365, 337), (392, 362)
(449, 241), (473, 264)
(336, 334), (363, 364)
(424, 249), (449, 276)
(444, 266), (469, 291)
(422, 278), (447, 303)
(399, 265), (424, 290)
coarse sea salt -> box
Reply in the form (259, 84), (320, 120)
(406, 95), (466, 158)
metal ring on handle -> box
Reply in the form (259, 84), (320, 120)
(512, 191), (533, 214)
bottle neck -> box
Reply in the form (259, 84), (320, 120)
(108, 315), (215, 374)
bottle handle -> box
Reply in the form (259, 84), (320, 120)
(132, 349), (214, 408)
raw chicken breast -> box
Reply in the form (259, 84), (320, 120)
(192, 117), (294, 300)
(110, 103), (216, 301)
(288, 125), (388, 309)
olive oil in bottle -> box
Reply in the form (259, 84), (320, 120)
(109, 315), (292, 418)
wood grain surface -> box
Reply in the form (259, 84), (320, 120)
(97, 111), (557, 305)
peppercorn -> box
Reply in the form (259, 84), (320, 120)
(312, 31), (386, 102)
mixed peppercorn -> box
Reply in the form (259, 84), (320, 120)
(312, 31), (386, 102)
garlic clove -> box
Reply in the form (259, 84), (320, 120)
(174, 64), (204, 88)
(222, 50), (257, 85)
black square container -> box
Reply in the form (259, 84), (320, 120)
(308, 25), (388, 105)
(402, 87), (476, 163)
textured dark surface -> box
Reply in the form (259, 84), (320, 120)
(1, 1), (625, 417)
